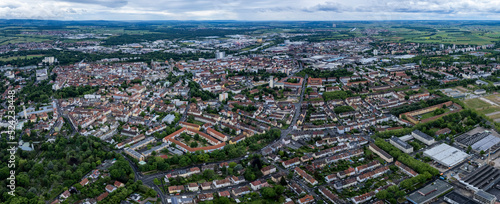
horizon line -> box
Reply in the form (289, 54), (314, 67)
(2, 19), (500, 22)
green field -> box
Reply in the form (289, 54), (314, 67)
(370, 26), (500, 45)
(464, 98), (490, 109)
(480, 106), (500, 114)
(464, 97), (500, 120)
(419, 108), (450, 120)
(0, 54), (44, 61)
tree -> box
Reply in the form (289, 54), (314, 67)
(261, 187), (277, 199)
(333, 105), (355, 114)
(274, 185), (285, 195)
(376, 190), (389, 200)
(190, 141), (198, 148)
(480, 150), (485, 156)
(203, 170), (216, 180)
(153, 178), (160, 185)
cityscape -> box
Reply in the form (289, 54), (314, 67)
(3, 1), (500, 204)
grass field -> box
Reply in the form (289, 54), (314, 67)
(0, 36), (53, 45)
(373, 26), (499, 45)
(480, 106), (500, 114)
(0, 54), (44, 61)
(464, 98), (490, 109)
(419, 108), (450, 120)
(485, 94), (500, 105)
(464, 96), (500, 121)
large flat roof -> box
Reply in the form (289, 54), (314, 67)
(471, 134), (500, 152)
(407, 180), (453, 204)
(444, 191), (480, 204)
(423, 143), (468, 167)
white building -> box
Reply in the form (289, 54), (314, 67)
(215, 50), (225, 59)
(219, 92), (228, 102)
(424, 143), (469, 168)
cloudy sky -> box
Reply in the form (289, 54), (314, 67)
(1, 0), (500, 20)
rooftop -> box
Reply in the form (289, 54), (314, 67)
(423, 143), (468, 167)
(407, 180), (453, 204)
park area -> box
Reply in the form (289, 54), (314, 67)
(418, 108), (450, 120)
(177, 132), (209, 148)
(464, 95), (500, 122)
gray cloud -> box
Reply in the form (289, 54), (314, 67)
(57, 0), (128, 8)
(2, 0), (500, 20)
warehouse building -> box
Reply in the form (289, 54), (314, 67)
(456, 127), (500, 153)
(444, 191), (480, 204)
(407, 179), (453, 204)
(461, 165), (500, 191)
(471, 134), (500, 153)
(473, 190), (496, 204)
(423, 143), (468, 168)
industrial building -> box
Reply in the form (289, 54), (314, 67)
(461, 165), (500, 191)
(456, 127), (500, 153)
(473, 190), (496, 204)
(390, 136), (413, 153)
(444, 191), (480, 204)
(407, 179), (453, 204)
(412, 130), (435, 145)
(423, 143), (468, 168)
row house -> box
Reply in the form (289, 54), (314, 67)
(355, 160), (381, 174)
(250, 180), (269, 191)
(201, 182), (211, 190)
(230, 175), (246, 184)
(395, 161), (418, 177)
(261, 165), (277, 176)
(213, 178), (231, 189)
(145, 124), (166, 135)
(168, 185), (185, 194)
(351, 191), (375, 204)
(334, 177), (358, 190)
(357, 166), (390, 182)
(325, 174), (338, 183)
(198, 193), (213, 202)
(319, 186), (340, 204)
(281, 157), (300, 168)
(294, 167), (318, 186)
(232, 186), (251, 197)
(207, 127), (229, 141)
(187, 183), (198, 192)
(338, 167), (356, 179)
(298, 195), (315, 204)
